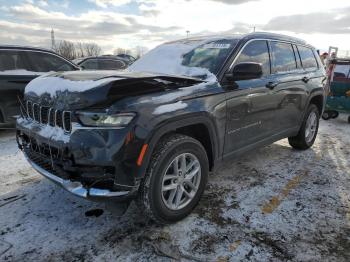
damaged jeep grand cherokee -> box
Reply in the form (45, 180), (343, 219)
(17, 33), (326, 223)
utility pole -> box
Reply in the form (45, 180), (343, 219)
(186, 30), (190, 39)
(51, 28), (55, 49)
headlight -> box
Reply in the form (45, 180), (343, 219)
(77, 112), (135, 127)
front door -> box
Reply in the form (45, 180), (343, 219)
(223, 40), (275, 155)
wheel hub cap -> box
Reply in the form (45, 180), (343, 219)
(305, 111), (317, 143)
(161, 153), (201, 210)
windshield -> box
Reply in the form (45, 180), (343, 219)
(129, 38), (239, 80)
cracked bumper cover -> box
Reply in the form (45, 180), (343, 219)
(25, 153), (131, 200)
(16, 117), (142, 202)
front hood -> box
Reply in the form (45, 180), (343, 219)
(24, 70), (205, 110)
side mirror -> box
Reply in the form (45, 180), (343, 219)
(230, 62), (263, 81)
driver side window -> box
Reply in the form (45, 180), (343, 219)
(27, 51), (76, 72)
(234, 40), (270, 76)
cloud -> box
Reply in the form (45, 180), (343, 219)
(0, 2), (183, 52)
(88, 0), (132, 8)
(186, 0), (259, 5)
(263, 7), (350, 34)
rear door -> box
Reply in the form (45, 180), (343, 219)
(267, 41), (308, 132)
(297, 45), (325, 118)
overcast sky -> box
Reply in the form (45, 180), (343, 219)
(0, 0), (349, 54)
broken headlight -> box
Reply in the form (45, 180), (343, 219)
(77, 112), (135, 127)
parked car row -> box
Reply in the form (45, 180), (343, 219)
(0, 46), (135, 128)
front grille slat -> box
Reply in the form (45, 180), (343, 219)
(63, 111), (72, 132)
(33, 103), (40, 122)
(41, 106), (50, 124)
(24, 100), (72, 133)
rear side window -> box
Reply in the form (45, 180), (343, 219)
(27, 52), (76, 72)
(234, 40), (270, 76)
(270, 42), (297, 73)
(297, 46), (318, 70)
(99, 59), (126, 70)
(0, 50), (33, 72)
(80, 59), (98, 70)
(333, 64), (350, 81)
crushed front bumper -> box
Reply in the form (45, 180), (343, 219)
(16, 117), (140, 202)
(25, 153), (131, 200)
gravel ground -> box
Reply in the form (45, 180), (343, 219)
(0, 116), (349, 262)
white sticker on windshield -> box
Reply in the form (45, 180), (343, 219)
(203, 43), (231, 49)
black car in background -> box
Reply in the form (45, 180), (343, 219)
(73, 55), (131, 70)
(0, 45), (79, 128)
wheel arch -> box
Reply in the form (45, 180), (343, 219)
(136, 113), (219, 178)
(309, 94), (324, 115)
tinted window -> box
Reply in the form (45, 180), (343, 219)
(0, 50), (33, 72)
(234, 40), (270, 76)
(80, 59), (98, 70)
(27, 52), (76, 72)
(99, 59), (126, 70)
(270, 42), (297, 73)
(297, 46), (318, 69)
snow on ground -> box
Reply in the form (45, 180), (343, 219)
(0, 116), (349, 261)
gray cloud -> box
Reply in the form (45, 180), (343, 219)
(207, 0), (258, 4)
(186, 0), (259, 5)
(0, 3), (182, 46)
(263, 7), (350, 34)
(140, 9), (160, 17)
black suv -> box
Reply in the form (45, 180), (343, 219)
(0, 46), (79, 128)
(17, 33), (326, 223)
(73, 55), (130, 70)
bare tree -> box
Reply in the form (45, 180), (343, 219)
(53, 40), (76, 60)
(53, 41), (102, 60)
(83, 43), (101, 57)
(75, 42), (86, 58)
(134, 46), (148, 59)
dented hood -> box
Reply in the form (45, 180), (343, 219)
(24, 70), (204, 110)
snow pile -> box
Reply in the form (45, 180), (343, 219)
(0, 69), (46, 76)
(25, 75), (121, 98)
(129, 40), (218, 81)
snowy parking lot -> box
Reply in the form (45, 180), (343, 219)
(0, 116), (349, 261)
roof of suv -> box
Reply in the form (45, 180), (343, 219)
(0, 45), (57, 53)
(172, 32), (309, 47)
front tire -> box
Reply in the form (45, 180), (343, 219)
(138, 134), (209, 224)
(288, 104), (320, 150)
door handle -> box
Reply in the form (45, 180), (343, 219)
(265, 81), (278, 89)
(302, 76), (310, 83)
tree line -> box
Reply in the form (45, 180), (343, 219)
(53, 40), (102, 60)
(53, 40), (148, 60)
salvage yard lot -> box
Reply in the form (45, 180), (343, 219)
(0, 116), (349, 262)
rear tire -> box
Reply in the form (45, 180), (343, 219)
(322, 111), (331, 120)
(289, 104), (320, 150)
(331, 111), (339, 119)
(138, 134), (209, 224)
